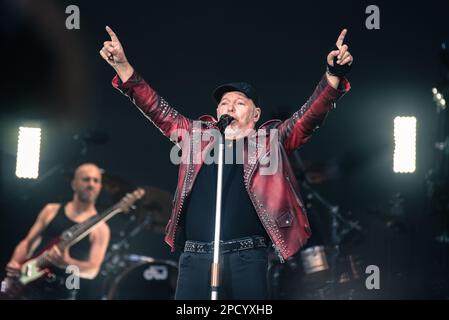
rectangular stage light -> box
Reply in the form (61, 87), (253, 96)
(16, 126), (41, 179)
(393, 117), (416, 173)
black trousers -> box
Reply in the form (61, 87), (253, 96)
(175, 247), (270, 300)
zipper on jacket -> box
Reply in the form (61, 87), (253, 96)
(272, 243), (285, 264)
(171, 139), (194, 250)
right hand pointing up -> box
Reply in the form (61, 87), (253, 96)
(100, 26), (134, 82)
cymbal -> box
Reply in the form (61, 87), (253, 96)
(106, 183), (173, 234)
(102, 173), (134, 197)
(97, 171), (174, 234)
(135, 185), (173, 233)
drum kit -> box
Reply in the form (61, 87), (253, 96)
(98, 160), (364, 300)
(269, 245), (364, 300)
(98, 174), (179, 300)
(267, 151), (365, 300)
(37, 130), (366, 300)
(102, 255), (178, 300)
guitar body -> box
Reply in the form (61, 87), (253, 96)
(1, 240), (59, 299)
(19, 257), (50, 285)
(1, 269), (65, 300)
(20, 237), (61, 284)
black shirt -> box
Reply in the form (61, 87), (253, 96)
(184, 138), (267, 242)
(28, 204), (92, 299)
(35, 204), (91, 262)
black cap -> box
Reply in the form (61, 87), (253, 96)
(212, 82), (259, 106)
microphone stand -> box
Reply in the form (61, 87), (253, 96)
(210, 115), (234, 300)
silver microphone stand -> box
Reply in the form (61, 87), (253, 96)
(210, 115), (234, 300)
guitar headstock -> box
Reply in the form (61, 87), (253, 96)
(117, 188), (146, 213)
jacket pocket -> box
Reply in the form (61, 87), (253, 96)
(276, 211), (294, 228)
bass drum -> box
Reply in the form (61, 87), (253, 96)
(106, 255), (178, 300)
(269, 246), (364, 299)
(269, 245), (331, 299)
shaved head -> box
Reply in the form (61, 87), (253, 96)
(74, 163), (103, 180)
(72, 163), (103, 203)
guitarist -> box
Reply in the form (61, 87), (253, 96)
(4, 163), (110, 299)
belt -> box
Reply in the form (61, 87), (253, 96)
(184, 236), (267, 254)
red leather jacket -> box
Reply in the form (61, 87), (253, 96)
(112, 71), (350, 260)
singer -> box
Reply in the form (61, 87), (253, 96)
(100, 26), (353, 299)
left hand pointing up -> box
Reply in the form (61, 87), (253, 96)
(327, 29), (353, 68)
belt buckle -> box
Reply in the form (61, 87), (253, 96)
(237, 238), (253, 251)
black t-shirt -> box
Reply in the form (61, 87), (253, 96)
(184, 138), (267, 242)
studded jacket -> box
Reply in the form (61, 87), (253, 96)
(112, 71), (350, 260)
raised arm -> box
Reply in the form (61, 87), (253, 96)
(100, 25), (134, 83)
(278, 29), (353, 154)
(100, 26), (192, 145)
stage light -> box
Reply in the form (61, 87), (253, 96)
(432, 87), (447, 111)
(15, 126), (41, 179)
(393, 117), (416, 174)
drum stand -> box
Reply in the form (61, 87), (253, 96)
(100, 215), (151, 299)
(301, 180), (362, 298)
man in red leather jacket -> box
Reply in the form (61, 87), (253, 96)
(100, 26), (352, 299)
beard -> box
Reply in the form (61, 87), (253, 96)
(225, 123), (254, 138)
(78, 189), (98, 203)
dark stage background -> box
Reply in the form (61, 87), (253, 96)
(1, 0), (449, 299)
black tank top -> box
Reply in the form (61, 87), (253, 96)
(26, 204), (93, 299)
(34, 203), (92, 261)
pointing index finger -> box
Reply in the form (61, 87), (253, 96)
(336, 28), (347, 49)
(106, 25), (118, 42)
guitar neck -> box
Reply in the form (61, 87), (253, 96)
(58, 205), (122, 250)
(32, 188), (144, 270)
(33, 206), (122, 270)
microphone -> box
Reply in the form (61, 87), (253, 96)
(216, 114), (235, 134)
